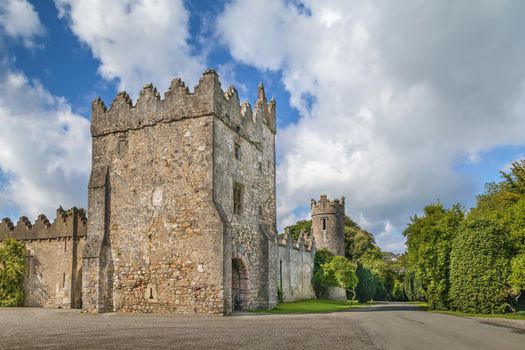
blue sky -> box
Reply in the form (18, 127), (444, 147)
(1, 0), (525, 253)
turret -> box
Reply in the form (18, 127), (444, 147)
(310, 195), (345, 256)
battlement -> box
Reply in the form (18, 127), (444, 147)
(277, 229), (315, 252)
(311, 194), (345, 216)
(91, 69), (276, 139)
(0, 207), (87, 241)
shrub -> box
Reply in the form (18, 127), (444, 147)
(0, 239), (26, 306)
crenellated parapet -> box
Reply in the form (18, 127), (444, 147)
(278, 228), (316, 253)
(311, 194), (345, 216)
(0, 207), (87, 241)
(91, 69), (276, 142)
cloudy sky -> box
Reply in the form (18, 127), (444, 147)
(1, 0), (524, 252)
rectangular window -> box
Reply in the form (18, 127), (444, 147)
(233, 183), (243, 215)
(259, 206), (263, 216)
(234, 142), (241, 160)
(322, 217), (327, 230)
(118, 135), (128, 156)
(258, 162), (262, 171)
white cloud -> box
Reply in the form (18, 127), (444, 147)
(0, 66), (91, 220)
(217, 0), (525, 252)
(0, 0), (45, 48)
(54, 0), (205, 97)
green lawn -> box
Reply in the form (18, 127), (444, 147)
(410, 302), (525, 320)
(255, 299), (367, 314)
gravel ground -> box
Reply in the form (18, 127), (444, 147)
(0, 303), (523, 349)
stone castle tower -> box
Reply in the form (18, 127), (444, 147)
(82, 70), (277, 314)
(311, 195), (345, 256)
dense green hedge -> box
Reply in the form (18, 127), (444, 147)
(450, 219), (511, 313)
(0, 239), (26, 306)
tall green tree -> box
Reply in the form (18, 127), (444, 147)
(355, 264), (377, 302)
(321, 256), (358, 300)
(403, 269), (424, 301)
(403, 203), (464, 309)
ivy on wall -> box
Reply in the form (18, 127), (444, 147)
(0, 239), (26, 306)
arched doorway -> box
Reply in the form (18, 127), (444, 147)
(231, 257), (248, 311)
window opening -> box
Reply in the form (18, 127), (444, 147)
(233, 183), (243, 215)
(234, 142), (241, 160)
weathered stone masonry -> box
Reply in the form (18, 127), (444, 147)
(277, 231), (316, 301)
(0, 71), (344, 314)
(0, 207), (86, 308)
(83, 70), (277, 314)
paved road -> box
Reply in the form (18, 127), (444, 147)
(0, 303), (523, 349)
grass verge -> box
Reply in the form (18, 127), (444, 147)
(410, 302), (525, 320)
(254, 299), (367, 314)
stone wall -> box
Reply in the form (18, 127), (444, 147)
(213, 80), (277, 312)
(277, 232), (316, 301)
(84, 70), (277, 314)
(0, 207), (86, 308)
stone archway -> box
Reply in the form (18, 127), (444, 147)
(231, 254), (249, 311)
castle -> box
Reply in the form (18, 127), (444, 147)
(0, 70), (346, 314)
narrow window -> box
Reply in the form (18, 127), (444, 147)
(267, 160), (271, 169)
(322, 217), (327, 231)
(149, 288), (154, 299)
(258, 162), (262, 171)
(234, 142), (241, 160)
(64, 239), (67, 252)
(62, 273), (66, 288)
(118, 135), (128, 156)
(233, 183), (243, 215)
(259, 206), (263, 216)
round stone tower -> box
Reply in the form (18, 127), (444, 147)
(311, 194), (345, 256)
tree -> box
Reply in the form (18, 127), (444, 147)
(284, 220), (312, 240)
(312, 249), (335, 297)
(450, 219), (512, 314)
(403, 269), (424, 301)
(344, 217), (376, 262)
(355, 264), (377, 303)
(403, 203), (464, 309)
(0, 239), (26, 306)
(322, 256), (358, 300)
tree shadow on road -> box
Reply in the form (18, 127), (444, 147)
(346, 303), (424, 313)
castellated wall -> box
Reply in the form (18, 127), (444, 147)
(277, 231), (316, 301)
(84, 70), (277, 314)
(213, 82), (278, 311)
(0, 207), (86, 308)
